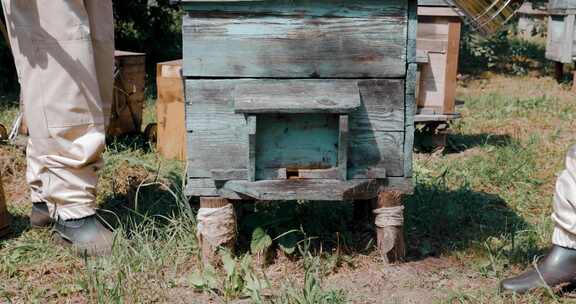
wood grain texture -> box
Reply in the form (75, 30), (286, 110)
(234, 81), (360, 114)
(348, 79), (406, 179)
(222, 179), (384, 201)
(338, 115), (349, 181)
(186, 176), (413, 198)
(546, 14), (576, 63)
(443, 18), (461, 114)
(186, 79), (407, 180)
(255, 114), (339, 180)
(248, 115), (257, 182)
(156, 60), (187, 161)
(186, 80), (249, 178)
(182, 0), (408, 78)
(549, 0), (576, 14)
(183, 0), (408, 17)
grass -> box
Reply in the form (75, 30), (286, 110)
(1, 74), (576, 302)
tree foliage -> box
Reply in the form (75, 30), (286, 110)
(0, 0), (183, 95)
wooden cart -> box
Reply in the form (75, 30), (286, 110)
(177, 0), (418, 261)
(545, 0), (576, 87)
(416, 0), (462, 150)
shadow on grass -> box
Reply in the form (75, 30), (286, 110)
(405, 183), (541, 264)
(1, 213), (31, 241)
(231, 181), (538, 265)
(445, 133), (515, 154)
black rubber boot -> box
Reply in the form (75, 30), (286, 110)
(30, 202), (53, 228)
(52, 215), (114, 257)
(500, 246), (576, 294)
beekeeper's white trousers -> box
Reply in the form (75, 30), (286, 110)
(1, 0), (114, 220)
(552, 145), (576, 249)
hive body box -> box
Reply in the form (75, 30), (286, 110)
(107, 51), (146, 137)
(517, 2), (548, 40)
(416, 0), (461, 116)
(156, 60), (187, 161)
(180, 0), (417, 201)
(546, 0), (576, 64)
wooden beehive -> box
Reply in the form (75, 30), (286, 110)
(517, 2), (548, 40)
(156, 60), (186, 161)
(180, 0), (417, 201)
(107, 51), (146, 137)
(416, 0), (461, 116)
(0, 169), (10, 237)
(546, 0), (576, 64)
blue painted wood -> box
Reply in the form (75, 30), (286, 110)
(181, 0), (417, 198)
(234, 81), (361, 114)
(255, 114), (339, 180)
(182, 0), (407, 18)
(181, 0), (408, 78)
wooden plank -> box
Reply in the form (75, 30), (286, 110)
(351, 79), (405, 132)
(108, 51), (146, 137)
(156, 60), (187, 161)
(186, 80), (249, 178)
(406, 0), (418, 66)
(405, 3), (418, 174)
(183, 0), (408, 18)
(546, 14), (576, 63)
(549, 0), (576, 14)
(211, 169), (249, 181)
(247, 115), (257, 182)
(348, 131), (405, 178)
(415, 50), (430, 64)
(187, 79), (407, 180)
(185, 178), (414, 198)
(349, 79), (406, 178)
(222, 179), (384, 201)
(443, 18), (461, 114)
(182, 14), (407, 78)
(298, 168), (340, 179)
(338, 115), (349, 181)
(255, 114), (339, 180)
(188, 179), (219, 188)
(234, 81), (360, 114)
(418, 6), (459, 17)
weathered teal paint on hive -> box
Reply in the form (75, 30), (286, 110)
(179, 0), (417, 200)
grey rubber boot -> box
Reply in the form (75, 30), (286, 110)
(500, 246), (576, 294)
(52, 215), (114, 257)
(30, 202), (53, 228)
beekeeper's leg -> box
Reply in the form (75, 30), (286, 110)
(1, 0), (113, 256)
(500, 145), (576, 294)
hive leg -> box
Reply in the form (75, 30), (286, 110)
(197, 197), (237, 263)
(374, 191), (405, 263)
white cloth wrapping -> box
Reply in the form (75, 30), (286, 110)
(373, 206), (405, 228)
(196, 205), (237, 248)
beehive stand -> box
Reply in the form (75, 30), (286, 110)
(415, 0), (462, 151)
(545, 0), (576, 90)
(177, 0), (418, 261)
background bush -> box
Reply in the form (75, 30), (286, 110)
(0, 0), (182, 95)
